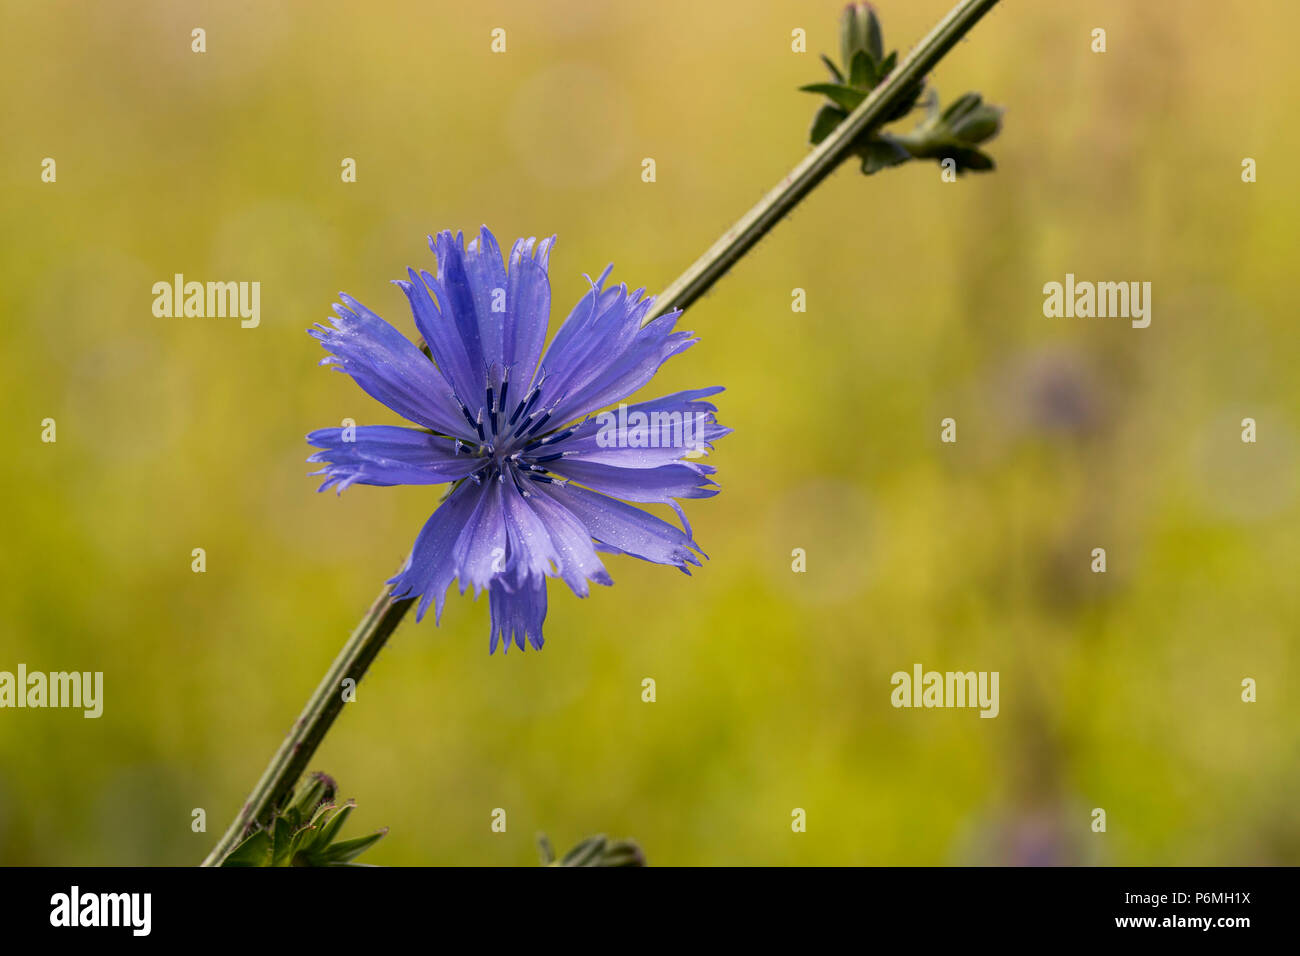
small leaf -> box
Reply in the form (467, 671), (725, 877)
(849, 49), (877, 89)
(882, 77), (925, 123)
(289, 812), (330, 859)
(538, 833), (557, 865)
(561, 835), (608, 867)
(942, 147), (995, 172)
(941, 92), (982, 124)
(597, 840), (647, 867)
(321, 828), (389, 864)
(313, 801), (355, 849)
(819, 53), (843, 84)
(270, 815), (296, 867)
(220, 829), (272, 868)
(877, 50), (897, 79)
(809, 104), (847, 145)
(950, 106), (1003, 143)
(858, 136), (911, 175)
(545, 834), (648, 867)
(919, 86), (941, 118)
(798, 83), (866, 113)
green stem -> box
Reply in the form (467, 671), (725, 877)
(200, 0), (1001, 866)
(200, 586), (413, 866)
(648, 0), (1002, 322)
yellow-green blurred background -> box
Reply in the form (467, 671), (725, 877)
(1, 0), (1297, 865)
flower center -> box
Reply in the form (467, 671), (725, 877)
(455, 367), (577, 491)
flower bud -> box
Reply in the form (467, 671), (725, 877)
(287, 770), (337, 825)
(840, 3), (884, 72)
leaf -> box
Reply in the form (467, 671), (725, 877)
(321, 828), (389, 864)
(918, 86), (941, 119)
(882, 77), (926, 123)
(941, 92), (982, 124)
(849, 49), (877, 89)
(809, 104), (847, 145)
(597, 841), (646, 867)
(798, 83), (866, 113)
(819, 53), (843, 84)
(537, 833), (557, 865)
(943, 147), (996, 172)
(858, 136), (911, 175)
(313, 801), (355, 849)
(270, 815), (296, 867)
(561, 835), (608, 867)
(220, 829), (273, 868)
(877, 50), (897, 79)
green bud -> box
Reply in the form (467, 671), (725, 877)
(286, 771), (336, 827)
(949, 104), (1003, 144)
(887, 87), (1002, 174)
(840, 3), (884, 72)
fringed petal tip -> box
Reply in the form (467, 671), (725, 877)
(488, 580), (547, 654)
(509, 233), (557, 272)
(390, 576), (448, 626)
(308, 468), (358, 496)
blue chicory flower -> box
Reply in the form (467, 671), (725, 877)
(307, 228), (728, 653)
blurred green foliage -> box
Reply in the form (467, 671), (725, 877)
(0, 0), (1297, 865)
